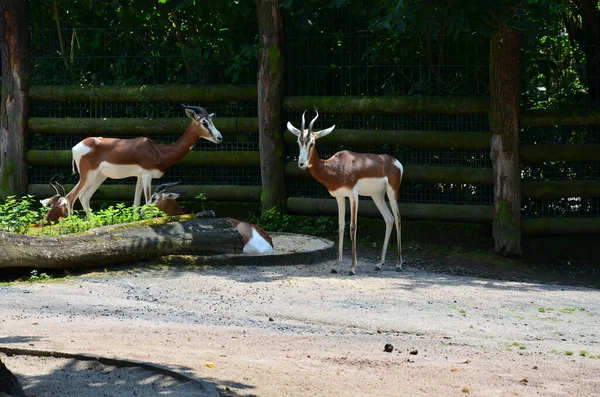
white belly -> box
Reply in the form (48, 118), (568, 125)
(99, 162), (164, 179)
(243, 228), (275, 255)
(329, 177), (388, 197)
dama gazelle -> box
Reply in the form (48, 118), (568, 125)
(223, 218), (275, 255)
(146, 182), (275, 255)
(287, 110), (403, 275)
(148, 181), (188, 216)
(66, 105), (223, 219)
(39, 179), (69, 224)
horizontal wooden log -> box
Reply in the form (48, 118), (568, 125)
(285, 162), (493, 185)
(520, 144), (600, 163)
(283, 96), (490, 115)
(27, 150), (260, 168)
(522, 180), (600, 199)
(287, 197), (493, 222)
(521, 108), (600, 127)
(283, 128), (490, 149)
(522, 218), (600, 236)
(28, 184), (262, 202)
(29, 117), (258, 135)
(30, 85), (258, 102)
(0, 218), (243, 269)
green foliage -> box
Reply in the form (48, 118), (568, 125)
(0, 195), (42, 234)
(1, 196), (167, 236)
(195, 193), (207, 212)
(27, 270), (52, 283)
(249, 207), (295, 232)
(298, 216), (335, 237)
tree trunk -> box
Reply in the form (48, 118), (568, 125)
(0, 218), (243, 269)
(0, 0), (30, 199)
(255, 0), (286, 214)
(489, 26), (522, 256)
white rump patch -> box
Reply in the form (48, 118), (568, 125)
(243, 228), (275, 255)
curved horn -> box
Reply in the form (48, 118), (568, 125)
(301, 109), (307, 133)
(49, 180), (60, 196)
(308, 109), (319, 132)
(155, 181), (181, 193)
(181, 104), (208, 117)
(54, 181), (66, 197)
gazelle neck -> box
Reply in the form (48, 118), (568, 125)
(306, 147), (329, 185)
(160, 123), (201, 168)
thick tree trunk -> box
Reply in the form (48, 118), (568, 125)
(255, 0), (286, 214)
(489, 26), (522, 256)
(0, 218), (243, 269)
(0, 0), (30, 199)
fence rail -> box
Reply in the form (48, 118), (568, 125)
(19, 85), (600, 238)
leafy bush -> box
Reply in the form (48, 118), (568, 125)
(248, 207), (295, 232)
(0, 195), (42, 234)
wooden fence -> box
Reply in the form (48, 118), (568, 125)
(23, 85), (600, 237)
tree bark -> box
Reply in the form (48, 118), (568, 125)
(489, 25), (522, 256)
(0, 218), (243, 269)
(0, 0), (30, 199)
(255, 0), (286, 214)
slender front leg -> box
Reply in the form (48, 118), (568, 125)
(331, 196), (346, 274)
(348, 193), (359, 275)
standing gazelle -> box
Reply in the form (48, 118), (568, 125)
(287, 110), (403, 275)
(66, 105), (222, 218)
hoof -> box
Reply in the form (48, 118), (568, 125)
(395, 266), (403, 272)
(331, 269), (338, 274)
(375, 266), (382, 271)
(348, 270), (356, 276)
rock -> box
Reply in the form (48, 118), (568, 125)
(384, 344), (394, 353)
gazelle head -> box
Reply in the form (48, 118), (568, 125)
(287, 109), (335, 170)
(148, 181), (188, 216)
(40, 179), (69, 224)
(182, 104), (223, 144)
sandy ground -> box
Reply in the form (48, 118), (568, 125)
(1, 247), (600, 396)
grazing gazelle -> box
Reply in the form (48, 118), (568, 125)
(287, 110), (403, 275)
(147, 181), (188, 216)
(66, 105), (223, 219)
(147, 182), (275, 255)
(38, 179), (69, 225)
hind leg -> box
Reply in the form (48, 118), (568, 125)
(372, 191), (394, 271)
(386, 184), (402, 271)
(79, 173), (107, 220)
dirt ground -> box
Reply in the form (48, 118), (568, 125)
(1, 241), (600, 397)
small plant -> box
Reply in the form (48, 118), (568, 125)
(565, 351), (573, 356)
(580, 350), (589, 357)
(27, 270), (52, 282)
(459, 309), (467, 316)
(538, 307), (553, 313)
(195, 193), (207, 211)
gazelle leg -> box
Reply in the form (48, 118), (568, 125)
(348, 192), (359, 275)
(372, 191), (394, 271)
(133, 177), (144, 207)
(387, 185), (402, 270)
(79, 173), (107, 220)
(142, 173), (153, 204)
(331, 196), (346, 274)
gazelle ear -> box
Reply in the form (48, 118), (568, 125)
(314, 125), (335, 139)
(40, 198), (52, 207)
(208, 113), (215, 119)
(163, 192), (182, 200)
(184, 108), (198, 120)
(287, 122), (301, 137)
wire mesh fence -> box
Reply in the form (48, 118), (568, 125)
(22, 1), (599, 222)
